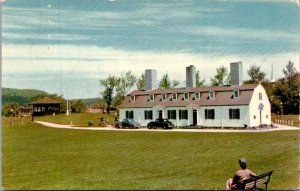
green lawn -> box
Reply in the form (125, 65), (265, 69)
(33, 112), (115, 127)
(2, 116), (299, 190)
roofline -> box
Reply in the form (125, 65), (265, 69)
(128, 84), (258, 96)
(119, 104), (249, 109)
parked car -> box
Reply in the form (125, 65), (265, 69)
(147, 118), (174, 129)
(115, 118), (140, 129)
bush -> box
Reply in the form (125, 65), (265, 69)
(87, 120), (93, 126)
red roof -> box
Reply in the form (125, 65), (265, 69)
(120, 84), (258, 108)
(31, 97), (62, 105)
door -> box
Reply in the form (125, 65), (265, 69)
(193, 110), (197, 126)
(159, 110), (163, 119)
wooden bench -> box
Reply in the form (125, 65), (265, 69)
(236, 170), (273, 190)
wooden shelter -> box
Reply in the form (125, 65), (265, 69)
(31, 97), (61, 116)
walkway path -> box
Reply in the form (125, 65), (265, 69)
(34, 121), (299, 133)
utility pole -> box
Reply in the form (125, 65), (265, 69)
(66, 83), (70, 115)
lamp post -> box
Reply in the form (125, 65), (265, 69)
(280, 102), (283, 118)
(10, 109), (13, 126)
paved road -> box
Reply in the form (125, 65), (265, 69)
(34, 121), (299, 133)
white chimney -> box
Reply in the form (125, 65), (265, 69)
(145, 69), (157, 90)
(186, 65), (196, 87)
(230, 61), (243, 86)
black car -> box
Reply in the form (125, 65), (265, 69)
(115, 118), (140, 129)
(147, 118), (174, 129)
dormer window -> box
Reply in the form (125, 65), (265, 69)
(131, 95), (136, 102)
(195, 92), (200, 100)
(233, 90), (239, 98)
(149, 94), (154, 102)
(209, 91), (215, 99)
(172, 93), (177, 101)
(184, 92), (189, 100)
(161, 93), (167, 101)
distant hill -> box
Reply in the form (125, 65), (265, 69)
(2, 87), (102, 107)
(2, 88), (50, 106)
(70, 98), (103, 107)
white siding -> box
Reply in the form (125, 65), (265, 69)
(249, 84), (271, 127)
(119, 108), (154, 126)
(199, 106), (249, 128)
(120, 106), (250, 128)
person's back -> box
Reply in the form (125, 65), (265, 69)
(233, 169), (256, 183)
(226, 158), (256, 190)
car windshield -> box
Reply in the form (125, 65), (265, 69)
(127, 119), (134, 122)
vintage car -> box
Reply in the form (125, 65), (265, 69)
(147, 118), (174, 129)
(115, 118), (140, 129)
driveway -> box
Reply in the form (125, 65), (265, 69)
(34, 121), (299, 133)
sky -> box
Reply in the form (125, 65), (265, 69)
(2, 0), (300, 99)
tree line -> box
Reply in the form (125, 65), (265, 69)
(100, 60), (299, 115)
(2, 60), (298, 116)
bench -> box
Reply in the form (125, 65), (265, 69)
(236, 170), (273, 190)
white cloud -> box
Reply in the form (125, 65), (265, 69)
(174, 26), (298, 42)
(3, 44), (299, 82)
(3, 44), (299, 99)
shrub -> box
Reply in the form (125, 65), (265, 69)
(87, 120), (93, 126)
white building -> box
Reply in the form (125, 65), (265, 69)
(119, 62), (271, 128)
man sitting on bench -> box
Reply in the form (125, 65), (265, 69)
(226, 158), (256, 190)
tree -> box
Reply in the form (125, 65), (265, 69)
(196, 70), (206, 87)
(210, 66), (230, 86)
(247, 65), (266, 83)
(114, 71), (137, 109)
(2, 102), (20, 117)
(71, 100), (86, 113)
(100, 75), (119, 113)
(136, 73), (145, 90)
(159, 73), (179, 89)
(116, 71), (137, 98)
(273, 61), (299, 114)
(283, 60), (298, 88)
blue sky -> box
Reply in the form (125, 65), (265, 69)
(2, 0), (299, 99)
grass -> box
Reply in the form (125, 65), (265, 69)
(2, 116), (299, 190)
(33, 112), (115, 127)
(272, 114), (300, 127)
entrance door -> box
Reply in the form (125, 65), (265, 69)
(259, 111), (262, 125)
(193, 110), (197, 126)
(159, 110), (163, 119)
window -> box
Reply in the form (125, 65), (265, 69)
(144, 110), (153, 120)
(266, 115), (268, 119)
(126, 111), (134, 119)
(149, 94), (154, 101)
(259, 93), (262, 100)
(184, 92), (189, 100)
(179, 110), (188, 119)
(131, 95), (135, 102)
(254, 115), (256, 119)
(167, 110), (177, 119)
(229, 109), (240, 119)
(233, 90), (239, 98)
(172, 93), (177, 101)
(161, 93), (167, 101)
(209, 91), (215, 99)
(195, 92), (200, 100)
(205, 109), (215, 119)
